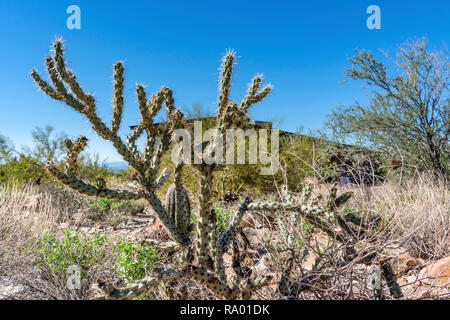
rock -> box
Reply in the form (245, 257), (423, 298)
(418, 256), (450, 288)
(398, 274), (420, 287)
(390, 253), (425, 276)
(252, 255), (274, 282)
(302, 254), (317, 271)
(0, 277), (26, 299)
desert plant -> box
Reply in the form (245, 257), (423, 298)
(0, 133), (14, 163)
(37, 229), (107, 278)
(327, 37), (449, 178)
(31, 39), (403, 300)
(114, 241), (161, 283)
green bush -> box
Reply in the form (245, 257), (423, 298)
(114, 241), (161, 283)
(214, 204), (234, 234)
(89, 197), (141, 215)
(0, 154), (47, 185)
(37, 229), (107, 277)
(90, 197), (116, 213)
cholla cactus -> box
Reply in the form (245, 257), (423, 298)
(165, 163), (192, 241)
(31, 39), (402, 300)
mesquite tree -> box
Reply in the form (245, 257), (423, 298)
(31, 39), (402, 300)
(327, 37), (449, 178)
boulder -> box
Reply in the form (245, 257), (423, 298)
(418, 256), (450, 288)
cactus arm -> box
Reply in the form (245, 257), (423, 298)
(246, 202), (346, 242)
(111, 135), (146, 175)
(41, 56), (86, 112)
(45, 162), (145, 200)
(195, 165), (215, 269)
(32, 41), (146, 175)
(148, 131), (170, 182)
(189, 265), (238, 299)
(380, 261), (404, 298)
(95, 265), (238, 300)
(30, 69), (63, 102)
(142, 88), (166, 167)
(47, 136), (144, 200)
(247, 74), (262, 96)
(127, 123), (145, 145)
(53, 40), (93, 107)
(111, 62), (124, 135)
(212, 214), (225, 282)
(63, 136), (87, 177)
(217, 197), (251, 254)
(239, 81), (273, 115)
(217, 50), (234, 116)
(125, 123), (146, 169)
(93, 267), (188, 300)
(153, 167), (171, 190)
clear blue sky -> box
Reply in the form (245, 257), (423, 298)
(0, 0), (448, 162)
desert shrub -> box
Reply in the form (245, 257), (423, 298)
(0, 133), (14, 163)
(214, 204), (234, 234)
(90, 197), (116, 213)
(277, 133), (315, 191)
(114, 241), (161, 283)
(0, 154), (47, 185)
(37, 229), (107, 278)
(89, 197), (143, 215)
(106, 213), (124, 227)
(326, 38), (449, 178)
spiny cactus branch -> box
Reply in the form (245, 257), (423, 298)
(46, 162), (145, 200)
(93, 267), (187, 300)
(246, 193), (355, 243)
(218, 197), (251, 254)
(217, 50), (235, 116)
(111, 62), (124, 135)
(196, 165), (215, 269)
(53, 40), (93, 106)
(64, 136), (87, 177)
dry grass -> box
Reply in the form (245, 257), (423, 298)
(0, 181), (110, 299)
(0, 181), (85, 272)
(349, 173), (448, 260)
(248, 172), (449, 299)
(300, 173), (449, 259)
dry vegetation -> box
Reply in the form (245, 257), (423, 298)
(0, 172), (448, 300)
